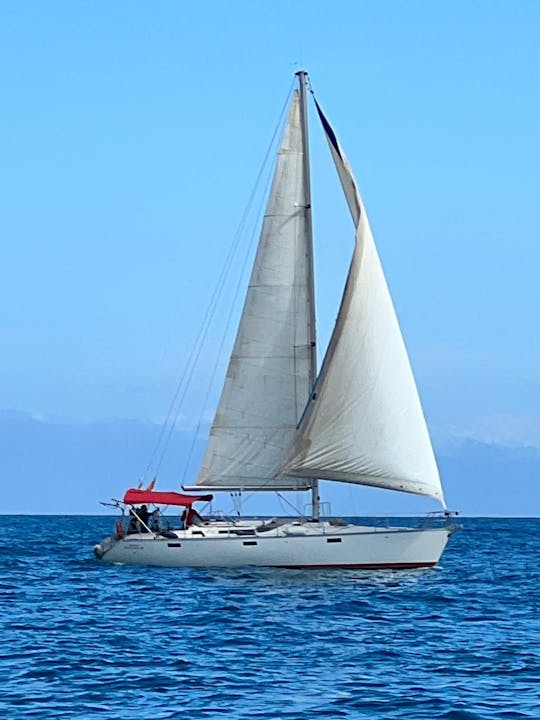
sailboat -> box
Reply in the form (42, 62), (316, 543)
(94, 71), (457, 569)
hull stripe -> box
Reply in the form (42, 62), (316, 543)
(268, 562), (437, 570)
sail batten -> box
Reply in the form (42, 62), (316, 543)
(282, 99), (445, 506)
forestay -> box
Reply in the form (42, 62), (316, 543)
(282, 100), (445, 505)
(196, 92), (315, 490)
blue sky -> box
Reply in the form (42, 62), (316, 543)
(1, 1), (539, 513)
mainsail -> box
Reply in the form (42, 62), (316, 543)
(196, 91), (315, 490)
(283, 99), (445, 505)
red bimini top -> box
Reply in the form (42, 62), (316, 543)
(123, 488), (213, 507)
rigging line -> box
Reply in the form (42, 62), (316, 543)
(228, 481), (307, 518)
(180, 158), (276, 485)
(146, 211), (248, 478)
(144, 169), (268, 479)
(150, 80), (296, 480)
(157, 86), (295, 479)
(153, 238), (246, 477)
(179, 85), (295, 483)
(144, 82), (295, 480)
(275, 491), (307, 519)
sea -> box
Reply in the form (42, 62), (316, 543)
(0, 516), (538, 720)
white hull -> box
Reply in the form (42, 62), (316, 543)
(95, 521), (452, 569)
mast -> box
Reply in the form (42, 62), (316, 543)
(296, 70), (319, 520)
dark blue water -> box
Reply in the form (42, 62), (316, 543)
(0, 517), (538, 719)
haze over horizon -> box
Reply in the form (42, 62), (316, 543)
(1, 1), (539, 515)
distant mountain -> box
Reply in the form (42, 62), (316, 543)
(435, 438), (540, 516)
(0, 410), (204, 514)
(1, 410), (538, 515)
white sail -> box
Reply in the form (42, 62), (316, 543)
(283, 101), (445, 505)
(196, 92), (315, 490)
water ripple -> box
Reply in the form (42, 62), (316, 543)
(0, 516), (538, 719)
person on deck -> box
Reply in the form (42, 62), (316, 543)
(137, 505), (150, 530)
(127, 508), (139, 534)
(127, 505), (150, 533)
(149, 509), (161, 532)
(181, 506), (203, 529)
